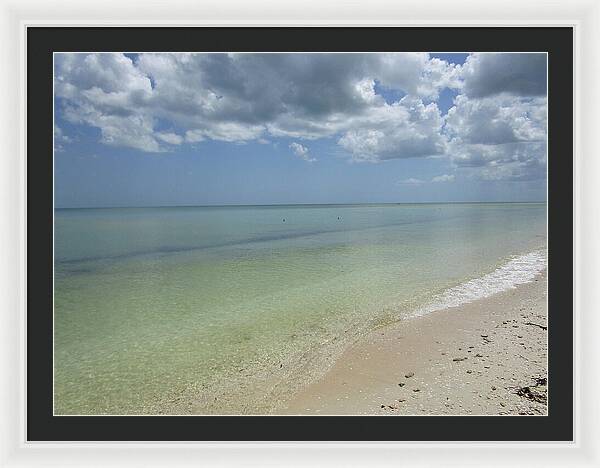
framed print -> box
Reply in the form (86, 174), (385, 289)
(2, 0), (599, 465)
(24, 26), (573, 441)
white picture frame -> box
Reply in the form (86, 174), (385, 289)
(1, 0), (598, 466)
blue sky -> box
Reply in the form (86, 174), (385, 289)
(54, 52), (547, 208)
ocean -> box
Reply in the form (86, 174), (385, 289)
(53, 203), (547, 415)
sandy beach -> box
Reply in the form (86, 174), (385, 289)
(280, 270), (548, 416)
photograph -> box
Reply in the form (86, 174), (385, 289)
(53, 51), (548, 417)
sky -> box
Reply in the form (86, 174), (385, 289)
(54, 52), (547, 208)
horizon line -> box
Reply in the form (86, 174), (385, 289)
(55, 201), (548, 210)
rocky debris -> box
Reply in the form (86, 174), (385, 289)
(405, 372), (415, 378)
(515, 387), (548, 405)
(452, 357), (468, 362)
(534, 376), (547, 386)
(398, 382), (405, 387)
(514, 376), (548, 405)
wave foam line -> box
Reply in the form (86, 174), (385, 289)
(409, 249), (547, 319)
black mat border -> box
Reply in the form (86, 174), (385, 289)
(26, 27), (573, 442)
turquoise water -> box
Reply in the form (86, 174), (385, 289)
(54, 203), (546, 414)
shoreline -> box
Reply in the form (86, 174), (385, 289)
(279, 270), (548, 416)
(55, 251), (548, 416)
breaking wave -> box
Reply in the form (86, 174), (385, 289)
(410, 249), (547, 318)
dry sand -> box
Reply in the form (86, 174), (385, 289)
(280, 270), (548, 416)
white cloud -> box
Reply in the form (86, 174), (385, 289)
(54, 125), (72, 143)
(184, 130), (205, 143)
(95, 113), (162, 152)
(289, 142), (316, 162)
(445, 94), (546, 145)
(376, 53), (461, 100)
(431, 174), (455, 183)
(354, 78), (379, 104)
(417, 58), (463, 99)
(289, 142), (308, 156)
(55, 54), (159, 152)
(448, 138), (547, 181)
(156, 132), (184, 145)
(445, 94), (547, 181)
(54, 52), (460, 156)
(55, 53), (151, 96)
(54, 125), (72, 152)
(439, 53), (547, 181)
(54, 52), (547, 182)
(202, 122), (264, 143)
(398, 178), (425, 186)
(337, 97), (446, 162)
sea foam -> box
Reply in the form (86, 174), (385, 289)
(409, 249), (547, 318)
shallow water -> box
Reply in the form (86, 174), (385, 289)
(54, 203), (546, 414)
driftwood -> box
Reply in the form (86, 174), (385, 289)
(524, 321), (547, 330)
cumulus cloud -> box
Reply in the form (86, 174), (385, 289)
(446, 95), (546, 145)
(54, 125), (72, 152)
(445, 53), (547, 181)
(55, 53), (160, 152)
(417, 58), (463, 99)
(337, 97), (446, 162)
(54, 52), (547, 182)
(289, 142), (316, 162)
(461, 53), (547, 98)
(431, 174), (455, 183)
(398, 178), (425, 186)
(156, 132), (184, 145)
(445, 93), (547, 181)
(449, 140), (547, 181)
(54, 52), (460, 156)
(54, 125), (71, 142)
(434, 53), (549, 181)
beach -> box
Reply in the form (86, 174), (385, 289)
(281, 270), (548, 416)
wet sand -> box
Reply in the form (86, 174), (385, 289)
(280, 271), (548, 415)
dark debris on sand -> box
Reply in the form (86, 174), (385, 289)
(514, 376), (548, 405)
